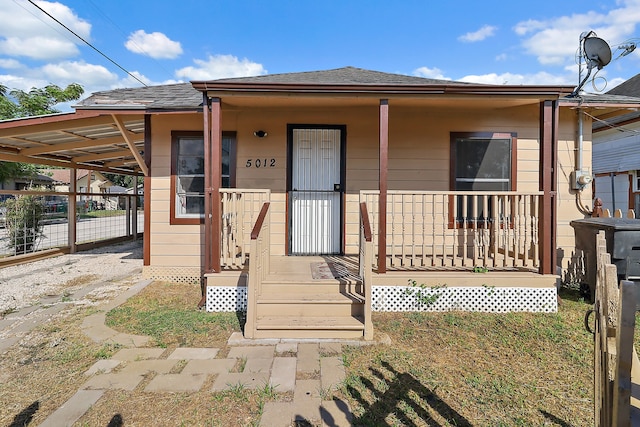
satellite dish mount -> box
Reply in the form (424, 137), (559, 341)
(570, 31), (612, 97)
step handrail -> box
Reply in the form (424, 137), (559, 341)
(359, 202), (374, 340)
(245, 202), (270, 339)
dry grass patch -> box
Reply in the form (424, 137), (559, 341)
(0, 308), (119, 426)
(337, 288), (594, 426)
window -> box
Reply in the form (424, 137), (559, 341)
(450, 132), (517, 224)
(633, 170), (640, 193)
(171, 131), (236, 224)
(451, 132), (516, 191)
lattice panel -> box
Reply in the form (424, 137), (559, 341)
(203, 285), (556, 314)
(372, 286), (557, 313)
(142, 266), (202, 284)
(206, 286), (248, 312)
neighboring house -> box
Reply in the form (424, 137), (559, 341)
(592, 73), (640, 216)
(1, 66), (639, 339)
(43, 169), (114, 208)
(0, 172), (54, 191)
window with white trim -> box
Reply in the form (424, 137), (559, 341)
(171, 131), (236, 224)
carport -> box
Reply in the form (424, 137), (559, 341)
(0, 110), (148, 263)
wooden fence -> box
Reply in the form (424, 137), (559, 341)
(591, 230), (640, 426)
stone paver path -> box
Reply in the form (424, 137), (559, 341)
(37, 278), (368, 427)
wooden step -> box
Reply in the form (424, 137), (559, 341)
(253, 315), (365, 339)
(258, 292), (364, 304)
(257, 292), (364, 317)
(256, 316), (365, 330)
(260, 282), (364, 295)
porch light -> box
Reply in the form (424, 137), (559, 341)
(253, 130), (268, 138)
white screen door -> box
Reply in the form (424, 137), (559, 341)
(290, 128), (342, 254)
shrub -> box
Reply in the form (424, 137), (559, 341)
(3, 194), (45, 255)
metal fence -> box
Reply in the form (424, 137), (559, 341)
(0, 190), (143, 258)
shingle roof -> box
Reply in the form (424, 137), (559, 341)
(607, 73), (640, 97)
(75, 83), (201, 110)
(209, 66), (459, 86)
(76, 67), (462, 110)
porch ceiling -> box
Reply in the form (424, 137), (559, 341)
(0, 111), (145, 176)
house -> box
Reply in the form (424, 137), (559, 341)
(43, 168), (114, 209)
(0, 172), (53, 192)
(1, 66), (639, 339)
(592, 73), (640, 216)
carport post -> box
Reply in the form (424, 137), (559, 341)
(125, 196), (131, 237)
(68, 168), (77, 253)
(132, 182), (138, 240)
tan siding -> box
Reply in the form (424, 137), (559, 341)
(145, 104), (586, 280)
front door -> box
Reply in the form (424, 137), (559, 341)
(288, 126), (344, 255)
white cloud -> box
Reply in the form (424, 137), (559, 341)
(0, 0), (90, 60)
(125, 30), (183, 59)
(459, 25), (497, 43)
(175, 54), (267, 80)
(412, 66), (451, 80)
(41, 61), (119, 86)
(0, 58), (23, 69)
(495, 53), (508, 61)
(458, 71), (575, 86)
(514, 1), (640, 67)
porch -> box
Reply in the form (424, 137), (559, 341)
(205, 189), (557, 340)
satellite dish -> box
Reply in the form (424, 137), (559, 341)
(583, 37), (612, 69)
(569, 32), (613, 97)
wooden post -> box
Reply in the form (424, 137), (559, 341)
(143, 114), (151, 266)
(538, 100), (557, 275)
(210, 97), (222, 273)
(68, 168), (77, 254)
(612, 280), (637, 426)
(378, 99), (388, 273)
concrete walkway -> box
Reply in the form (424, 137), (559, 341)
(37, 278), (368, 427)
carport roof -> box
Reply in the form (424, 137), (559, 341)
(0, 111), (147, 176)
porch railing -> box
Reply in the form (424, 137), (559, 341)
(359, 202), (374, 340)
(245, 202), (270, 339)
(220, 189), (270, 269)
(360, 190), (542, 271)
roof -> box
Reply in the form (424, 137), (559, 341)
(76, 67), (577, 111)
(211, 66), (458, 86)
(607, 74), (640, 97)
(75, 83), (201, 110)
(589, 74), (640, 131)
(42, 169), (104, 184)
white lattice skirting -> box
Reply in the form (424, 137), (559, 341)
(205, 286), (557, 313)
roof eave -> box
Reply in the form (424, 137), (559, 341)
(191, 81), (575, 98)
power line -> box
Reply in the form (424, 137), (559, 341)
(84, 0), (174, 81)
(25, 0), (148, 87)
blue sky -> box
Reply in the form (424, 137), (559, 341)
(1, 0), (640, 106)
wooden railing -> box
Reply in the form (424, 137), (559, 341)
(359, 202), (374, 340)
(220, 189), (270, 269)
(244, 202), (270, 339)
(360, 190), (542, 270)
(589, 230), (640, 426)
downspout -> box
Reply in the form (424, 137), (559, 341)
(575, 107), (594, 215)
(610, 172), (616, 212)
(577, 107), (584, 172)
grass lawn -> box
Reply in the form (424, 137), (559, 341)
(0, 281), (600, 426)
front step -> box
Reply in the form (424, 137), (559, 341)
(257, 292), (363, 317)
(254, 315), (365, 339)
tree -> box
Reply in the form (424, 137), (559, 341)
(1, 82), (83, 119)
(0, 82), (84, 183)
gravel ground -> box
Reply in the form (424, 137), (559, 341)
(0, 240), (143, 315)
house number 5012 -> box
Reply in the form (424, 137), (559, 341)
(245, 159), (276, 168)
